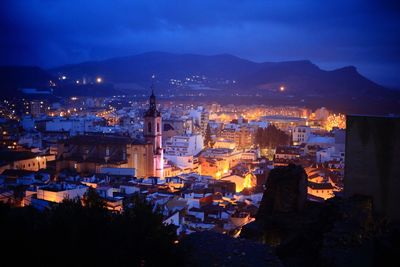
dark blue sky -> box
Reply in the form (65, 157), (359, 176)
(1, 0), (400, 87)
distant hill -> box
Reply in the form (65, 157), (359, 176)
(49, 52), (400, 113)
(1, 52), (399, 113)
(48, 52), (385, 94)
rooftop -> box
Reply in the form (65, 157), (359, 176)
(0, 150), (40, 162)
(308, 181), (334, 190)
(63, 134), (144, 146)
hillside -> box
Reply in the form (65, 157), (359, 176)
(1, 52), (399, 113)
(50, 52), (400, 113)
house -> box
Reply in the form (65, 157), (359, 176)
(292, 126), (311, 145)
(307, 181), (334, 200)
(36, 183), (88, 203)
(56, 134), (155, 177)
(273, 146), (301, 166)
(0, 150), (47, 171)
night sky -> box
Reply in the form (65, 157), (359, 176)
(1, 0), (400, 87)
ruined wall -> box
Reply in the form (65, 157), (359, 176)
(345, 115), (400, 221)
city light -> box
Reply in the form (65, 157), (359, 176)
(243, 173), (255, 189)
(0, 1), (397, 264)
(324, 113), (346, 131)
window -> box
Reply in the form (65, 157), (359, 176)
(148, 122), (152, 133)
(157, 122), (160, 133)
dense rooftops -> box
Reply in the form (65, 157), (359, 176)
(62, 134), (145, 146)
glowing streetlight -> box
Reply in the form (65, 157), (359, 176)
(279, 86), (285, 92)
(96, 77), (103, 83)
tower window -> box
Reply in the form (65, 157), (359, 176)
(148, 122), (152, 133)
(157, 123), (160, 133)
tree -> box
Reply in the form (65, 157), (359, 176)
(82, 186), (106, 209)
(0, 192), (184, 267)
(255, 125), (289, 149)
(204, 123), (213, 147)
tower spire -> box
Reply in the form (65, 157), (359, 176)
(145, 74), (159, 117)
(151, 74), (155, 96)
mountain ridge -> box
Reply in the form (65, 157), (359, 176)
(1, 52), (399, 113)
(47, 52), (399, 113)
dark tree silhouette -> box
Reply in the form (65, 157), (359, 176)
(0, 193), (184, 267)
(204, 123), (213, 147)
(82, 186), (106, 209)
(255, 125), (289, 148)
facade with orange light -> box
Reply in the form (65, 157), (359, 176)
(36, 185), (88, 203)
(0, 151), (47, 172)
(218, 126), (254, 149)
(307, 181), (334, 200)
(199, 157), (229, 179)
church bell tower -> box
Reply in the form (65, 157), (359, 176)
(144, 82), (163, 178)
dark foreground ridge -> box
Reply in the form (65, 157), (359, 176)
(241, 164), (400, 267)
(181, 231), (283, 267)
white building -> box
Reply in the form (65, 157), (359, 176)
(292, 126), (311, 145)
(36, 184), (88, 203)
(316, 146), (345, 163)
(45, 116), (99, 135)
(165, 134), (203, 156)
(164, 134), (203, 169)
(189, 107), (209, 133)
